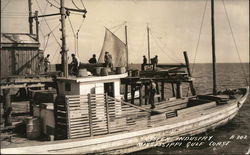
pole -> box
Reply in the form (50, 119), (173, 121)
(3, 89), (12, 127)
(28, 0), (33, 34)
(125, 25), (129, 69)
(60, 0), (68, 78)
(35, 11), (39, 41)
(147, 26), (151, 64)
(183, 51), (196, 95)
(211, 0), (217, 95)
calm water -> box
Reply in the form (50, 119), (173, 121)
(129, 63), (250, 155)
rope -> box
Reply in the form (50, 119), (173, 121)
(53, 0), (59, 5)
(109, 21), (126, 31)
(1, 0), (12, 11)
(222, 0), (248, 85)
(191, 0), (208, 73)
(68, 15), (78, 56)
(36, 0), (61, 47)
(72, 0), (81, 10)
(51, 46), (60, 63)
(80, 0), (86, 9)
(150, 31), (183, 63)
(68, 16), (77, 38)
(46, 0), (60, 9)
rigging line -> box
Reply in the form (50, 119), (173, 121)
(35, 0), (61, 47)
(150, 31), (183, 63)
(222, 0), (248, 85)
(43, 35), (51, 51)
(44, 23), (60, 37)
(109, 21), (126, 31)
(150, 29), (183, 63)
(43, 1), (49, 14)
(68, 16), (78, 55)
(51, 46), (60, 63)
(113, 25), (124, 34)
(191, 0), (208, 73)
(68, 15), (77, 38)
(80, 0), (86, 9)
(72, 0), (81, 10)
(46, 0), (60, 9)
(150, 31), (181, 63)
(1, 0), (11, 11)
(53, 0), (59, 5)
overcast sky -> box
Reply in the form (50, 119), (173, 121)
(1, 0), (249, 64)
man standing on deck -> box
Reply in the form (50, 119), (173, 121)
(70, 54), (79, 76)
(143, 55), (147, 65)
(151, 55), (158, 71)
(149, 79), (156, 109)
(44, 54), (50, 73)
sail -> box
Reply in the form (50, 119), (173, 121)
(98, 28), (127, 67)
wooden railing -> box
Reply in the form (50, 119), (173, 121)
(55, 93), (151, 139)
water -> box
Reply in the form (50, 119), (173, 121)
(129, 63), (250, 155)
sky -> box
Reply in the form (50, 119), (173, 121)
(1, 0), (249, 64)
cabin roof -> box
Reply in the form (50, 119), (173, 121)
(1, 33), (39, 48)
(57, 73), (128, 83)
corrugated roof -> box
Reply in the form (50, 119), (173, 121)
(1, 33), (39, 47)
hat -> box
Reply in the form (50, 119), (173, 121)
(71, 54), (75, 56)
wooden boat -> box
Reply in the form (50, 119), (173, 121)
(1, 0), (248, 154)
(1, 86), (248, 154)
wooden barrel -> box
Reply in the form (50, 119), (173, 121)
(132, 70), (139, 77)
(116, 67), (126, 74)
(26, 117), (41, 140)
(100, 68), (109, 76)
(78, 69), (88, 77)
(94, 67), (102, 76)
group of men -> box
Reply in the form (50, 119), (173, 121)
(142, 55), (158, 70)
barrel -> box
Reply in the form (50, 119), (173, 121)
(132, 70), (139, 77)
(94, 67), (102, 76)
(100, 68), (109, 76)
(26, 117), (41, 140)
(116, 67), (126, 74)
(78, 68), (88, 77)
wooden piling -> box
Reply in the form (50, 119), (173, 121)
(124, 83), (128, 102)
(176, 82), (183, 99)
(139, 85), (142, 106)
(171, 83), (176, 97)
(183, 51), (196, 96)
(156, 82), (161, 102)
(131, 84), (135, 104)
(3, 89), (12, 126)
(144, 84), (148, 105)
(161, 82), (165, 101)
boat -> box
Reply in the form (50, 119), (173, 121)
(1, 0), (248, 154)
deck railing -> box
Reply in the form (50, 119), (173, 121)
(55, 93), (151, 139)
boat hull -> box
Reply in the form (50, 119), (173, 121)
(1, 87), (248, 154)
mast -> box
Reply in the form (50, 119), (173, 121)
(60, 0), (68, 78)
(28, 0), (33, 34)
(125, 24), (129, 68)
(211, 0), (217, 95)
(147, 26), (151, 64)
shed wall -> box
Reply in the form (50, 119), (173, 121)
(1, 47), (42, 78)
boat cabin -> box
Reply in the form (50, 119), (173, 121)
(56, 73), (128, 98)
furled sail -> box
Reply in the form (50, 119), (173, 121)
(98, 28), (127, 67)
